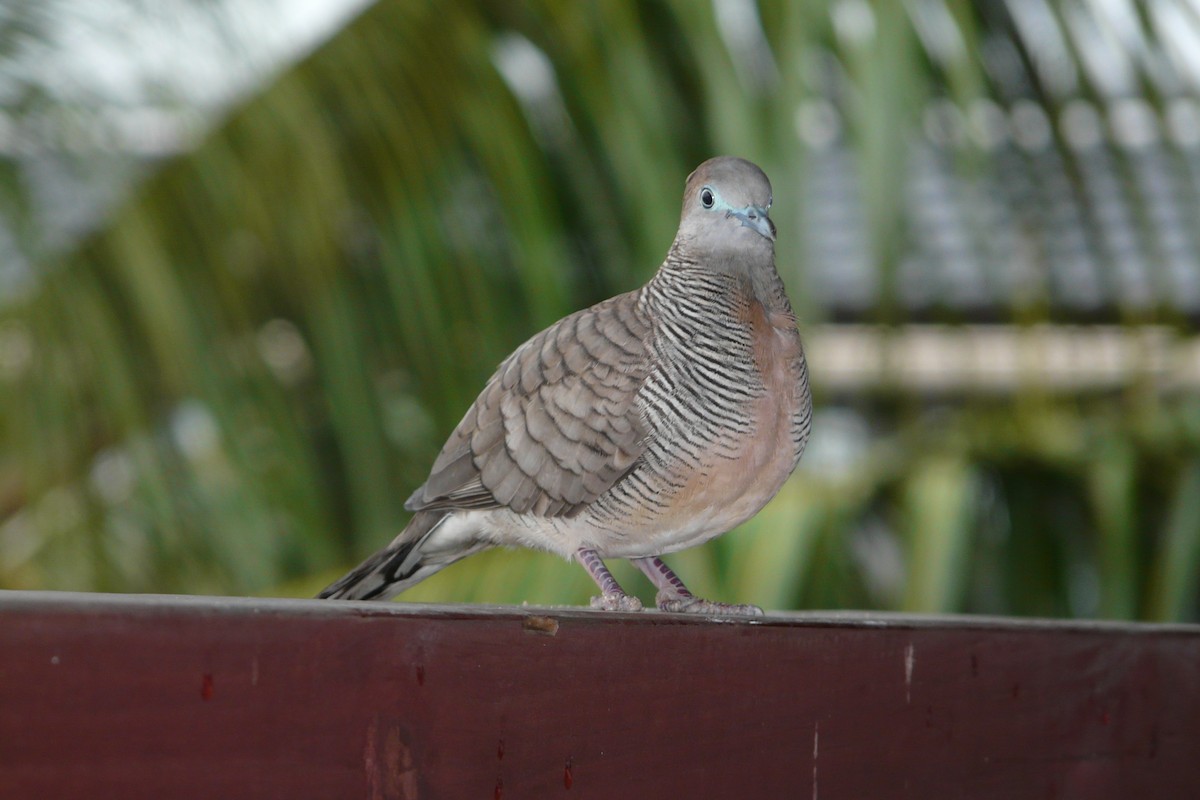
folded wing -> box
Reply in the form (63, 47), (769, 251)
(406, 291), (651, 517)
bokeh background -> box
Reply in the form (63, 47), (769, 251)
(2, 0), (1199, 621)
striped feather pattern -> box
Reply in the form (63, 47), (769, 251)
(580, 253), (812, 538)
(322, 156), (811, 603)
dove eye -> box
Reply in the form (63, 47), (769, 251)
(700, 187), (715, 209)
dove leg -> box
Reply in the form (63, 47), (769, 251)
(632, 556), (764, 617)
(576, 547), (643, 612)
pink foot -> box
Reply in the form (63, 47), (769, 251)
(656, 592), (763, 617)
(589, 593), (644, 612)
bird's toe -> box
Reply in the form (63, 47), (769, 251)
(657, 593), (763, 617)
(590, 593), (644, 612)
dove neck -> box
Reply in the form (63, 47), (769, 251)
(658, 242), (790, 314)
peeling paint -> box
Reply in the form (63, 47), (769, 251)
(365, 716), (418, 800)
(812, 721), (819, 800)
(904, 643), (915, 704)
(522, 615), (560, 636)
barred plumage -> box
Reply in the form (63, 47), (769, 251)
(320, 156), (812, 615)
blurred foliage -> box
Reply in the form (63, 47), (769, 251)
(1, 0), (1198, 622)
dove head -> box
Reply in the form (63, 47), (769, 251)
(673, 156), (775, 266)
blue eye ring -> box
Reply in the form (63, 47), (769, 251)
(700, 187), (715, 209)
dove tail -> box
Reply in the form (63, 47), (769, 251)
(318, 511), (459, 601)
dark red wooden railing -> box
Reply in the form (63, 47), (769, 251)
(1, 591), (1197, 798)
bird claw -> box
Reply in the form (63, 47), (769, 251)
(589, 593), (644, 612)
(656, 592), (764, 617)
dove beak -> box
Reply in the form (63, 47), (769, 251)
(731, 205), (776, 242)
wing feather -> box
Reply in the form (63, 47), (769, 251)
(405, 290), (651, 516)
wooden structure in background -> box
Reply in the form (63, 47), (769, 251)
(1, 591), (1197, 798)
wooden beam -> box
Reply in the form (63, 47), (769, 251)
(1, 591), (1197, 798)
(806, 324), (1200, 393)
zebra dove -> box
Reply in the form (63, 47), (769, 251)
(320, 156), (812, 615)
